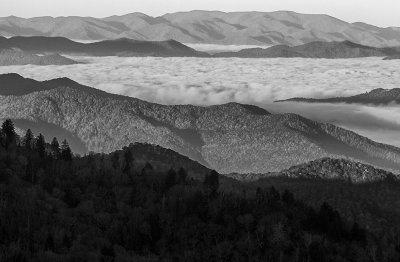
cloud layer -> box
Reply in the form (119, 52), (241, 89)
(1, 56), (400, 146)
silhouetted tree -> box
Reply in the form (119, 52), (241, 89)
(178, 167), (187, 184)
(1, 119), (16, 148)
(50, 137), (60, 159)
(111, 152), (120, 170)
(36, 134), (46, 158)
(61, 139), (72, 161)
(165, 169), (177, 190)
(203, 170), (219, 193)
(23, 129), (34, 150)
(123, 149), (133, 175)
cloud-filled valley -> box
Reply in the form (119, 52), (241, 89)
(1, 56), (400, 146)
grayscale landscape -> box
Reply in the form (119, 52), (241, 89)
(2, 2), (400, 261)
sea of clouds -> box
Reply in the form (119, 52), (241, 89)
(1, 56), (400, 146)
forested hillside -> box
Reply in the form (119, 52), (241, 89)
(1, 119), (399, 261)
(2, 74), (400, 174)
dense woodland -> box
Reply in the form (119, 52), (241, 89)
(1, 119), (400, 261)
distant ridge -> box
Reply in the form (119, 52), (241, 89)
(214, 40), (400, 58)
(276, 88), (400, 105)
(0, 48), (77, 65)
(2, 11), (400, 47)
(0, 36), (209, 57)
(1, 36), (399, 59)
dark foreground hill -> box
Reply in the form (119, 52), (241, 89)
(0, 48), (77, 65)
(0, 36), (209, 57)
(215, 41), (400, 58)
(2, 73), (400, 174)
(1, 120), (400, 261)
(276, 88), (400, 105)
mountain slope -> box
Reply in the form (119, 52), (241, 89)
(0, 36), (209, 57)
(0, 48), (77, 65)
(280, 158), (396, 183)
(215, 41), (399, 58)
(276, 88), (400, 105)
(2, 11), (400, 47)
(2, 74), (400, 174)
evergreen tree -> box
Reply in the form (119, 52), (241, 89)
(123, 149), (133, 175)
(0, 128), (5, 147)
(50, 137), (60, 159)
(23, 129), (34, 150)
(1, 119), (16, 148)
(111, 152), (120, 170)
(178, 168), (187, 184)
(165, 169), (177, 190)
(203, 170), (219, 193)
(61, 139), (72, 161)
(36, 134), (46, 158)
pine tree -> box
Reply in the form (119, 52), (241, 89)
(23, 129), (34, 150)
(50, 137), (60, 159)
(111, 152), (120, 170)
(1, 119), (16, 148)
(61, 139), (72, 161)
(165, 169), (177, 190)
(178, 168), (187, 184)
(203, 170), (219, 193)
(36, 134), (46, 158)
(123, 149), (133, 175)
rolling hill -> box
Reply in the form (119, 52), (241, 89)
(0, 48), (77, 65)
(2, 11), (400, 47)
(215, 40), (400, 58)
(0, 36), (209, 57)
(2, 74), (400, 174)
(276, 88), (400, 105)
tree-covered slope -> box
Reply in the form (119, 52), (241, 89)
(2, 74), (400, 174)
(1, 120), (399, 262)
(0, 48), (78, 65)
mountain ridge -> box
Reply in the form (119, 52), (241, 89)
(2, 74), (400, 174)
(276, 88), (400, 105)
(1, 36), (399, 58)
(2, 10), (400, 47)
(0, 36), (209, 57)
(214, 40), (400, 58)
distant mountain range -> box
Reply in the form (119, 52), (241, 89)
(0, 48), (77, 65)
(276, 88), (400, 105)
(2, 11), (400, 47)
(2, 73), (400, 174)
(215, 40), (400, 58)
(1, 36), (399, 59)
(0, 36), (207, 57)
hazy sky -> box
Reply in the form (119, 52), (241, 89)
(1, 0), (399, 27)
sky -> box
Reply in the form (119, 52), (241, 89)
(0, 0), (399, 27)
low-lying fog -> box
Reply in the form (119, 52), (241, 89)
(1, 56), (400, 146)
